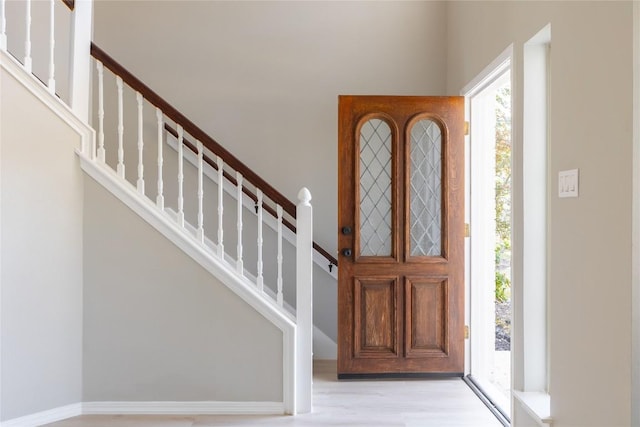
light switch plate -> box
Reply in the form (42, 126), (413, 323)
(559, 169), (579, 198)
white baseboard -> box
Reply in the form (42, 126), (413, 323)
(0, 401), (285, 426)
(1, 403), (82, 427)
(82, 401), (285, 415)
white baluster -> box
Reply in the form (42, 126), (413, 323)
(116, 76), (125, 178)
(197, 140), (204, 243)
(47, 0), (55, 94)
(176, 125), (185, 227)
(24, 0), (31, 72)
(0, 0), (6, 51)
(256, 189), (264, 291)
(156, 108), (164, 210)
(277, 204), (283, 307)
(217, 156), (224, 257)
(96, 61), (105, 162)
(236, 172), (243, 274)
(136, 92), (144, 194)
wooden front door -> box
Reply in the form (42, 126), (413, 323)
(337, 96), (465, 378)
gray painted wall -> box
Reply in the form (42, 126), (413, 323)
(446, 2), (633, 426)
(0, 67), (83, 421)
(82, 176), (283, 402)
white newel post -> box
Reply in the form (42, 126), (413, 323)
(69, 0), (93, 124)
(296, 187), (313, 414)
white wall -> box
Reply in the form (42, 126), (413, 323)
(82, 176), (284, 402)
(0, 66), (83, 421)
(91, 0), (448, 258)
(447, 2), (633, 426)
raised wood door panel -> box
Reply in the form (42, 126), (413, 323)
(338, 96), (464, 377)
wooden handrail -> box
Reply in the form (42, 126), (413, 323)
(61, 0), (74, 11)
(91, 43), (338, 268)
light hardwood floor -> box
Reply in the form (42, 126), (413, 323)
(44, 363), (501, 427)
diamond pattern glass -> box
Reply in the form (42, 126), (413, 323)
(359, 119), (392, 257)
(410, 119), (442, 257)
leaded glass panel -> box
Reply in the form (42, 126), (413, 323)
(359, 119), (392, 257)
(410, 119), (442, 257)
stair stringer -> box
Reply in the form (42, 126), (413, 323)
(78, 155), (297, 415)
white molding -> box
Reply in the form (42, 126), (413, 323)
(165, 133), (338, 280)
(78, 154), (297, 415)
(0, 401), (286, 426)
(82, 401), (284, 415)
(512, 391), (552, 426)
(461, 44), (514, 98)
(0, 403), (82, 427)
(1, 49), (95, 156)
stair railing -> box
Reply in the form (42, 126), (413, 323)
(90, 42), (335, 288)
(89, 43), (317, 412)
(0, 0), (93, 121)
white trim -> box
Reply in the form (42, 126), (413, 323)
(461, 48), (513, 390)
(522, 23), (551, 394)
(81, 401), (285, 416)
(461, 45), (514, 379)
(0, 401), (287, 426)
(512, 391), (552, 426)
(0, 403), (82, 427)
(78, 154), (297, 415)
(461, 45), (514, 99)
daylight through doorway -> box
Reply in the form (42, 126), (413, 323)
(465, 64), (512, 424)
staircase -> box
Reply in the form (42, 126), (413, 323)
(0, 1), (334, 424)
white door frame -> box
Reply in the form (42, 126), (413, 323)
(462, 46), (513, 381)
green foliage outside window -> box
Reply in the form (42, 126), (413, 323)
(495, 86), (511, 303)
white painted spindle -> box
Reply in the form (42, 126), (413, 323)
(24, 0), (31, 72)
(96, 61), (105, 162)
(136, 92), (145, 194)
(0, 0), (6, 51)
(197, 140), (204, 243)
(176, 125), (185, 227)
(236, 172), (244, 274)
(47, 0), (55, 94)
(276, 204), (283, 307)
(156, 108), (164, 209)
(256, 189), (264, 291)
(116, 76), (125, 178)
(295, 187), (313, 414)
(217, 156), (224, 257)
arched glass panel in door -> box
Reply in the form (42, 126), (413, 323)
(359, 118), (393, 257)
(409, 118), (442, 257)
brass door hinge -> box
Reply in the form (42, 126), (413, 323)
(465, 223), (470, 238)
(464, 325), (470, 339)
(464, 121), (470, 136)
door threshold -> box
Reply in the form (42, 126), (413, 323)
(338, 372), (464, 380)
(463, 375), (510, 427)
